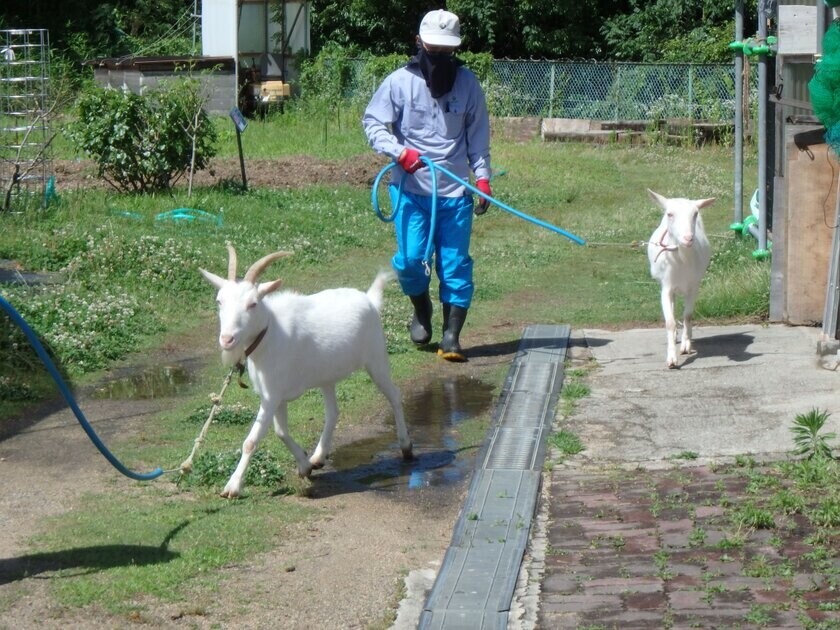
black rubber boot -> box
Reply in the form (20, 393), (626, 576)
(438, 304), (467, 362)
(408, 291), (433, 344)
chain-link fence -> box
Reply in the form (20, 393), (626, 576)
(350, 59), (748, 123)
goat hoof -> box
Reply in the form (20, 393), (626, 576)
(297, 465), (314, 479)
(310, 461), (325, 470)
(220, 489), (241, 499)
(401, 445), (414, 461)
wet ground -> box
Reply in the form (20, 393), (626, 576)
(87, 362), (498, 496)
(7, 308), (839, 628)
(327, 376), (497, 493)
(0, 338), (509, 628)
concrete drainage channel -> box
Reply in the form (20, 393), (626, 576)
(417, 324), (570, 629)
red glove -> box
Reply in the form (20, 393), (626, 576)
(474, 178), (492, 215)
(398, 148), (424, 174)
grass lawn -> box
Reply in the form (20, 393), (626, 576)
(0, 106), (782, 619)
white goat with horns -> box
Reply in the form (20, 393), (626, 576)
(647, 189), (715, 369)
(200, 244), (413, 498)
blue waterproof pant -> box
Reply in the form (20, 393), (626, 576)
(389, 185), (475, 309)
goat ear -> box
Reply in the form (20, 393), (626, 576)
(199, 268), (226, 289)
(696, 197), (716, 209)
(647, 189), (668, 210)
(257, 279), (283, 298)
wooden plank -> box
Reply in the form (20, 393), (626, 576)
(784, 125), (838, 324)
(770, 174), (787, 322)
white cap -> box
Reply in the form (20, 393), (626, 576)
(419, 9), (461, 48)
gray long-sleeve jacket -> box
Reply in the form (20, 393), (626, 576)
(362, 60), (491, 198)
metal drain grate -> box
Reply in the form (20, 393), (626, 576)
(420, 324), (570, 629)
(483, 427), (545, 470)
(498, 391), (550, 428)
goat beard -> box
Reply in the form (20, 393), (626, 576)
(220, 347), (245, 368)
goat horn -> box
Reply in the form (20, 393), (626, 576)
(243, 251), (292, 283)
(226, 242), (238, 281)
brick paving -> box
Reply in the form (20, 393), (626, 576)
(538, 464), (840, 629)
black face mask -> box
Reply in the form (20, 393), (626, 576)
(417, 48), (458, 98)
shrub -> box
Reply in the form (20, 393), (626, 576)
(299, 42), (357, 105)
(68, 77), (217, 193)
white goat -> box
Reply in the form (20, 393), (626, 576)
(200, 244), (413, 498)
(647, 189), (715, 369)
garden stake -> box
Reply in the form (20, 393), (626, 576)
(179, 366), (236, 474)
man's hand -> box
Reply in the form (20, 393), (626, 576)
(474, 178), (492, 215)
(397, 148), (424, 174)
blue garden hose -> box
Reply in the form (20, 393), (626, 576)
(371, 156), (586, 271)
(0, 294), (164, 481)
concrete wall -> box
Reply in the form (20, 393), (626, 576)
(88, 56), (237, 115)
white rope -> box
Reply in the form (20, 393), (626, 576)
(178, 367), (236, 474)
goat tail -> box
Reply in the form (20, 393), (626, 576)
(366, 269), (395, 312)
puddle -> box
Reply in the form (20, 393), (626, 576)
(90, 364), (196, 400)
(329, 375), (497, 490)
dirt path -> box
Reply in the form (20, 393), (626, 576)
(0, 153), (529, 627)
(52, 153), (392, 192)
(0, 327), (518, 628)
(0, 392), (460, 628)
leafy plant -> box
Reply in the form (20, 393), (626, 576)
(688, 526), (706, 548)
(185, 403), (254, 426)
(549, 430), (584, 457)
(68, 76), (217, 194)
(0, 374), (37, 401)
(654, 550), (673, 579)
(562, 381), (591, 401)
(179, 449), (289, 492)
(743, 604), (775, 626)
(298, 43), (357, 106)
(807, 499), (840, 528)
(770, 489), (805, 516)
(672, 450), (699, 460)
(791, 408), (837, 460)
(732, 502), (775, 529)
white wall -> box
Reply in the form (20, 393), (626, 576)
(201, 0), (238, 58)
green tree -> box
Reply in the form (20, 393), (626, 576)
(310, 1), (441, 56)
(310, 0), (626, 59)
(1, 0), (196, 71)
(601, 0), (756, 62)
(449, 0), (626, 59)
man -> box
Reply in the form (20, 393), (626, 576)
(362, 8), (492, 363)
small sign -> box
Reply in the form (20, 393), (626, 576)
(778, 5), (817, 56)
(229, 107), (248, 133)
